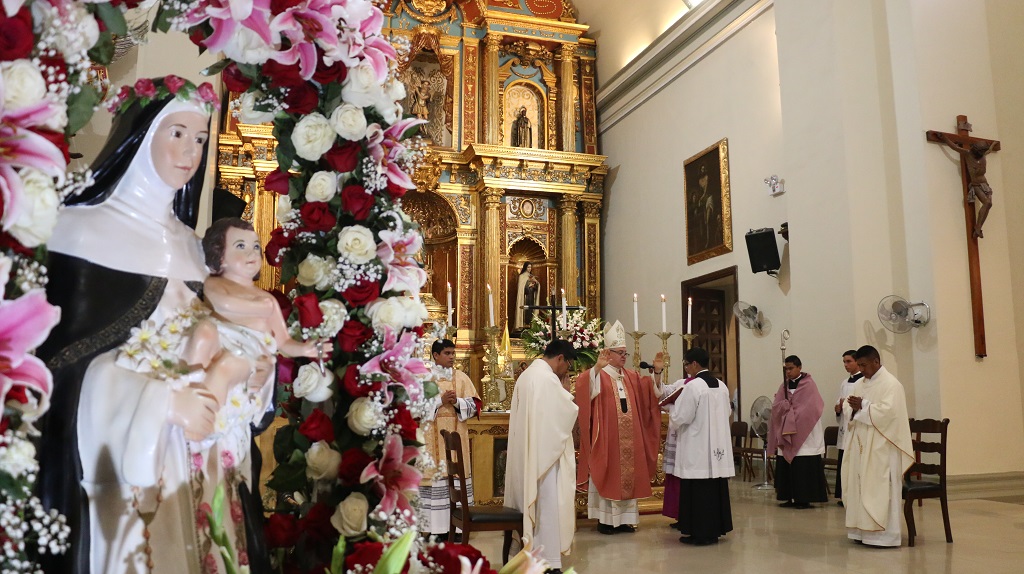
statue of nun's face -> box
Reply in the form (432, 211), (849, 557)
(150, 111), (210, 189)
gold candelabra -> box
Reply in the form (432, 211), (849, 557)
(681, 333), (698, 351)
(627, 330), (646, 370)
(481, 326), (503, 411)
(655, 331), (673, 381)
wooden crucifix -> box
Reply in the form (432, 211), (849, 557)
(926, 115), (1001, 357)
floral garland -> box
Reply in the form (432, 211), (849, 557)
(521, 310), (604, 372)
(105, 75), (220, 114)
(1, 1), (141, 571)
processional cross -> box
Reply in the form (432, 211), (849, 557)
(926, 115), (1001, 358)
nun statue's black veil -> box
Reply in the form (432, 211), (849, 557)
(34, 92), (208, 574)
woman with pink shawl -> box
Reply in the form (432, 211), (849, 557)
(767, 355), (829, 508)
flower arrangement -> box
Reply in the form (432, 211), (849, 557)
(105, 75), (220, 114)
(521, 310), (604, 372)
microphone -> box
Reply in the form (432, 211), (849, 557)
(639, 361), (655, 371)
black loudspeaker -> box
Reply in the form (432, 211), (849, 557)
(745, 228), (781, 274)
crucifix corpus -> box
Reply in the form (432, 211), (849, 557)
(926, 115), (1001, 358)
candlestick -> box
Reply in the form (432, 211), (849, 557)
(627, 330), (646, 370)
(660, 294), (667, 332)
(481, 326), (503, 411)
(446, 282), (453, 326)
(561, 288), (567, 329)
(633, 293), (639, 332)
(687, 297), (693, 334)
(682, 333), (698, 350)
(487, 284), (495, 327)
(655, 331), (673, 381)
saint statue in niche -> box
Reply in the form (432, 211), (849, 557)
(511, 106), (532, 148)
(400, 63), (449, 146)
(411, 80), (431, 120)
(514, 261), (540, 331)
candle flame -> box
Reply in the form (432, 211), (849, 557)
(688, 297), (693, 304)
(447, 281), (451, 290)
(487, 284), (492, 292)
(661, 294), (666, 301)
(633, 293), (638, 301)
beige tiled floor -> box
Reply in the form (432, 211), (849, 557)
(468, 481), (1024, 574)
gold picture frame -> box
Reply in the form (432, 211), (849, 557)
(684, 138), (733, 265)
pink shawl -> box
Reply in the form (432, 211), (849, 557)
(767, 373), (824, 463)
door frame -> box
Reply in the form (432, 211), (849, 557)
(681, 265), (740, 414)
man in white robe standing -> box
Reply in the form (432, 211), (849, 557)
(842, 345), (914, 547)
(668, 347), (734, 545)
(504, 340), (579, 573)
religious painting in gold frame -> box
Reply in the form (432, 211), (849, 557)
(683, 138), (732, 265)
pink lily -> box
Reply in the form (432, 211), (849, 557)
(186, 0), (276, 57)
(364, 117), (426, 190)
(0, 164), (24, 230)
(1, 77), (67, 181)
(1, 290), (60, 415)
(376, 229), (426, 294)
(271, 0), (342, 79)
(359, 327), (429, 402)
(359, 433), (421, 517)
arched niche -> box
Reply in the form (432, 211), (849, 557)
(502, 80), (546, 149)
(402, 191), (459, 308)
(506, 236), (550, 334)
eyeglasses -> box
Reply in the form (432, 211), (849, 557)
(609, 350), (629, 357)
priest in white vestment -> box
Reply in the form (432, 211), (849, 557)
(504, 340), (579, 572)
(841, 345), (914, 547)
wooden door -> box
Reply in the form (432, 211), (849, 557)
(689, 287), (727, 379)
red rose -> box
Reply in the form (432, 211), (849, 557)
(164, 75), (186, 95)
(284, 82), (319, 115)
(389, 403), (417, 442)
(197, 83), (217, 104)
(0, 8), (33, 61)
(0, 231), (32, 257)
(322, 141), (361, 173)
(337, 319), (374, 353)
(32, 129), (70, 164)
(264, 513), (299, 548)
(421, 544), (493, 574)
(264, 227), (292, 267)
(341, 280), (380, 308)
(5, 385), (28, 405)
(189, 27), (207, 47)
(345, 541), (384, 571)
(340, 184), (374, 220)
(298, 408), (335, 443)
(38, 56), (67, 86)
(270, 0), (303, 15)
(222, 63), (252, 93)
(277, 356), (297, 385)
(298, 202), (337, 233)
(262, 60), (305, 88)
(293, 292), (323, 328)
(386, 180), (409, 200)
(313, 57), (347, 85)
(299, 502), (336, 543)
(264, 168), (293, 194)
(341, 364), (379, 398)
(134, 78), (157, 98)
(268, 289), (292, 320)
(337, 448), (374, 485)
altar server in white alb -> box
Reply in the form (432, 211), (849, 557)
(504, 340), (579, 573)
(842, 345), (914, 547)
(668, 347), (734, 546)
(833, 349), (863, 505)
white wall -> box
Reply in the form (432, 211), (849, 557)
(599, 0), (1024, 477)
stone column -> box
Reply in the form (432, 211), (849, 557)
(580, 198), (602, 319)
(481, 187), (504, 329)
(483, 33), (503, 145)
(559, 43), (577, 152)
(558, 194), (579, 305)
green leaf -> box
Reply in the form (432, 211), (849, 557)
(323, 81), (343, 114)
(94, 2), (127, 36)
(203, 59), (233, 77)
(422, 380), (439, 399)
(329, 535), (347, 574)
(372, 530), (415, 574)
(87, 31), (115, 67)
(267, 460), (307, 493)
(211, 484), (226, 532)
(274, 424), (296, 463)
(66, 85), (101, 136)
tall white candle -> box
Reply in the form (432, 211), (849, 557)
(446, 282), (453, 326)
(487, 284), (495, 327)
(561, 288), (567, 329)
(633, 293), (639, 331)
(687, 297), (693, 334)
(661, 294), (667, 332)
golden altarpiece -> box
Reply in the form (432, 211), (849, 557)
(215, 1), (665, 514)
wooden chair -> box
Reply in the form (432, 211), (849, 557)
(440, 430), (523, 562)
(730, 421), (749, 471)
(902, 418), (952, 547)
(738, 427), (773, 482)
(822, 426), (840, 496)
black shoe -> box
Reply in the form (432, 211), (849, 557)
(679, 535), (694, 544)
(614, 525), (636, 533)
(793, 502), (813, 509)
(837, 500), (844, 507)
(778, 501), (797, 508)
(692, 537), (719, 546)
(668, 521), (682, 530)
(597, 523), (616, 535)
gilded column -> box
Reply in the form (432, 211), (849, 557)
(581, 198), (602, 319)
(481, 187), (504, 329)
(559, 43), (577, 152)
(558, 194), (579, 305)
(483, 33), (503, 145)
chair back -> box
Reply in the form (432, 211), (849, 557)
(731, 421), (749, 449)
(824, 426), (839, 448)
(439, 430), (471, 514)
(906, 418), (950, 485)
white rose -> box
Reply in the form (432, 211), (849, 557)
(374, 101), (402, 126)
(329, 103), (368, 141)
(221, 26), (278, 65)
(346, 397), (379, 436)
(341, 63), (384, 108)
(55, 6), (99, 57)
(305, 170), (338, 203)
(293, 362), (335, 403)
(362, 294), (405, 331)
(305, 440), (341, 481)
(400, 296), (429, 326)
(0, 435), (36, 478)
(1, 60), (47, 111)
(331, 493), (369, 537)
(336, 225), (376, 264)
(238, 91), (277, 124)
(42, 97), (68, 132)
(291, 113), (336, 162)
(318, 299), (348, 336)
(296, 254), (336, 291)
(275, 195), (294, 223)
(383, 78), (406, 103)
(9, 169), (59, 248)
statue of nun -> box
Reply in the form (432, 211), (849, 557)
(35, 78), (270, 574)
(513, 261), (540, 332)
